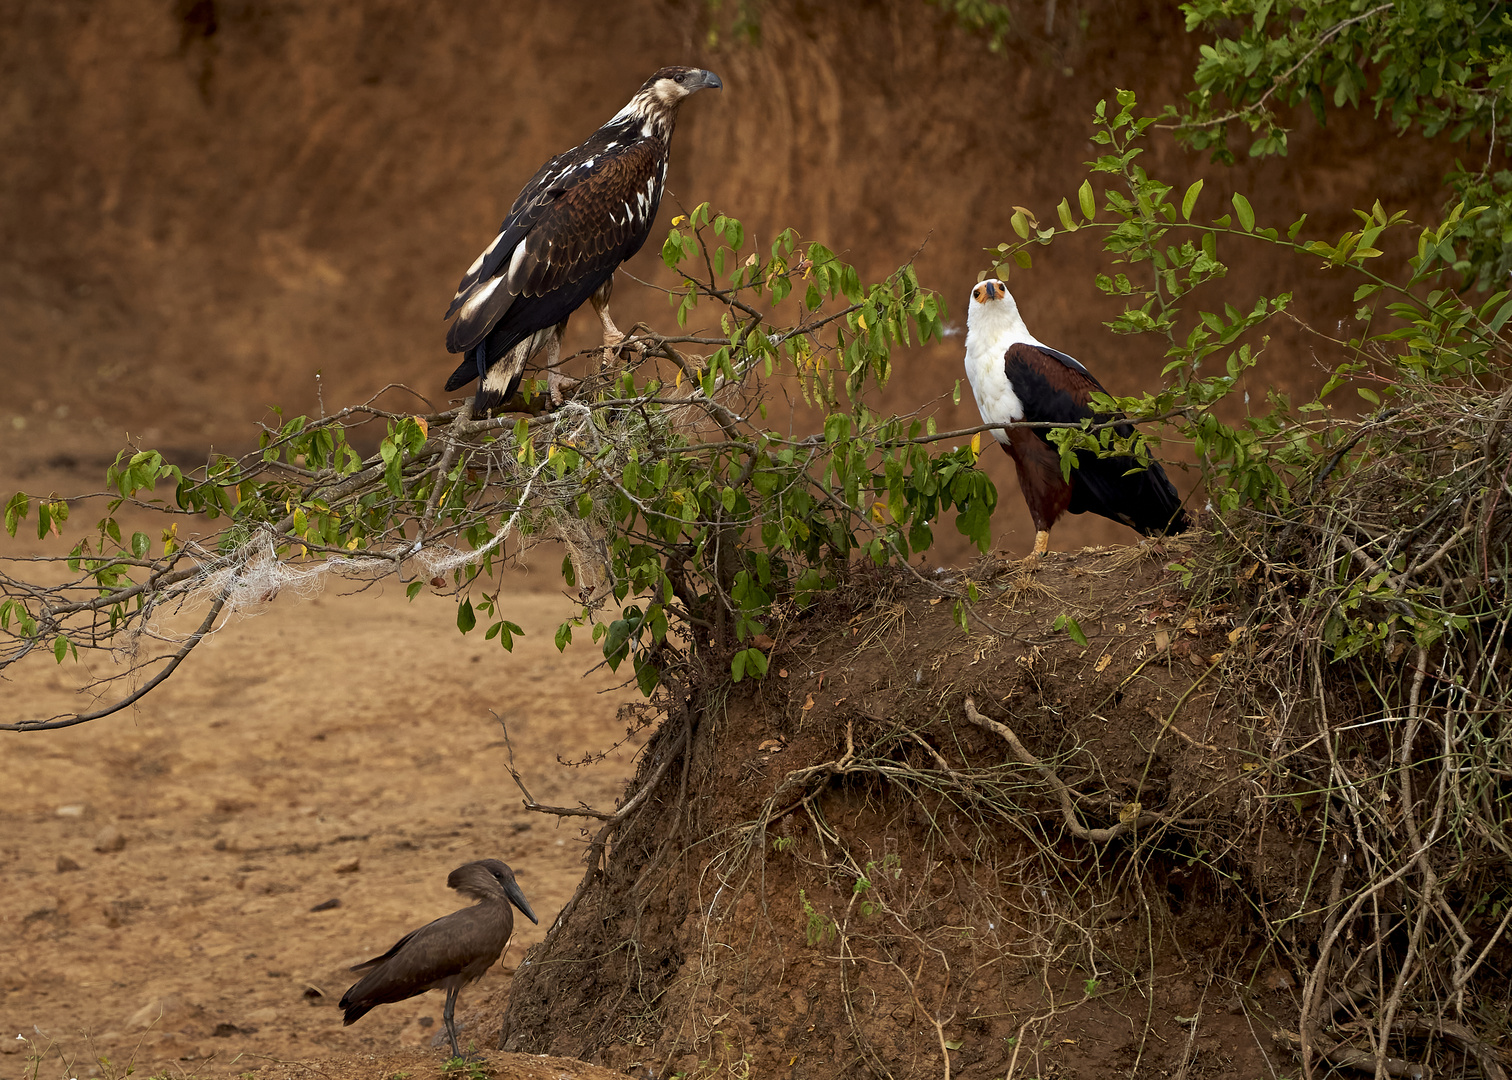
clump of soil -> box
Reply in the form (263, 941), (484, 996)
(495, 540), (1302, 1079)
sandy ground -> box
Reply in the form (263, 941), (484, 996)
(1, 546), (644, 1078)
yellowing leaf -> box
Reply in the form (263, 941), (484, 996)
(1094, 653), (1112, 673)
(969, 432), (982, 461)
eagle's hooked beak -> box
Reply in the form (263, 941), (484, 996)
(693, 70), (723, 92)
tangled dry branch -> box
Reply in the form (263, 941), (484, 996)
(1213, 379), (1512, 1078)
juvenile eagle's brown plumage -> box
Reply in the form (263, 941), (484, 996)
(444, 66), (722, 415)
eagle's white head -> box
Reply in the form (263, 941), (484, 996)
(963, 278), (1038, 431)
(966, 279), (1035, 343)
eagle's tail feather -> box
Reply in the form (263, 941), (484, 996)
(1068, 452), (1189, 536)
(444, 352), (481, 393)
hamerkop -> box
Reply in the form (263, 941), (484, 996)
(339, 858), (538, 1058)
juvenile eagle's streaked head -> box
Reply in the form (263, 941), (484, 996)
(616, 67), (723, 137)
(643, 66), (724, 105)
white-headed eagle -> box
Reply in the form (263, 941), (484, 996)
(964, 279), (1189, 556)
(444, 66), (723, 415)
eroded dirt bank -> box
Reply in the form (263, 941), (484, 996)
(492, 542), (1302, 1080)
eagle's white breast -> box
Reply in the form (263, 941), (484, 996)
(963, 280), (1042, 443)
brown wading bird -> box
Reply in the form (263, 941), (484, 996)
(339, 859), (538, 1059)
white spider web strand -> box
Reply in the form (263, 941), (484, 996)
(128, 401), (622, 653)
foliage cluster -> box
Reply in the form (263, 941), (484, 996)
(2, 203), (1011, 729)
(1174, 0), (1512, 289)
(983, 89), (1512, 1076)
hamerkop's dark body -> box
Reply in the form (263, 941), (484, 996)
(339, 858), (538, 1058)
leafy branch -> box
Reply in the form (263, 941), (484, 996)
(4, 208), (1008, 729)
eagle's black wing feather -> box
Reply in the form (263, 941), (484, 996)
(444, 136), (665, 367)
(1005, 344), (1188, 536)
(444, 147), (576, 323)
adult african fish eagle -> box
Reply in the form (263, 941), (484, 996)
(963, 279), (1189, 557)
(444, 66), (723, 415)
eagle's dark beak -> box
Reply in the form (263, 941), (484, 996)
(696, 70), (724, 92)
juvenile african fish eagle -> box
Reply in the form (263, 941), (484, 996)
(963, 279), (1189, 556)
(444, 66), (723, 415)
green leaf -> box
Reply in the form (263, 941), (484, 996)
(1181, 179), (1203, 221)
(1231, 192), (1255, 232)
(554, 622), (572, 651)
(634, 657), (660, 696)
(1077, 179), (1096, 220)
(661, 229), (685, 269)
(54, 635), (69, 663)
(405, 580), (424, 600)
(1056, 198), (1078, 232)
(1053, 613), (1088, 647)
(457, 597), (476, 633)
(5, 492), (28, 537)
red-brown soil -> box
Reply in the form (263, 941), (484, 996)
(2, 484), (648, 1078)
(494, 544), (1304, 1080)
